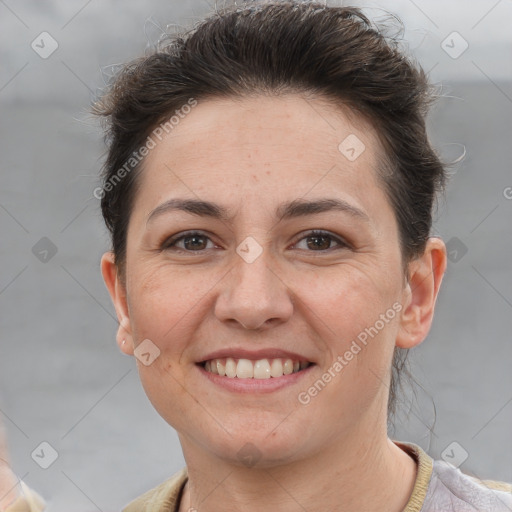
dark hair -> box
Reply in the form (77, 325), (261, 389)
(94, 0), (445, 421)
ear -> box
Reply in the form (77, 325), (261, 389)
(396, 237), (447, 349)
(100, 251), (134, 355)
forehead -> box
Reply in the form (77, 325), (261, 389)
(134, 94), (386, 215)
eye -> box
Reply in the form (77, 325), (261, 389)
(161, 229), (349, 253)
(293, 230), (349, 251)
(161, 231), (217, 252)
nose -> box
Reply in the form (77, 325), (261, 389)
(214, 245), (294, 330)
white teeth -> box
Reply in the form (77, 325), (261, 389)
(236, 359), (253, 378)
(253, 359), (271, 379)
(216, 360), (226, 376)
(225, 357), (237, 378)
(203, 357), (310, 378)
(270, 358), (283, 377)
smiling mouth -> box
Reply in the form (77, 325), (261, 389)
(201, 357), (312, 379)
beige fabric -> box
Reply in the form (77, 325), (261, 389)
(123, 468), (187, 512)
(3, 482), (46, 512)
(396, 441), (434, 512)
(122, 440), (512, 512)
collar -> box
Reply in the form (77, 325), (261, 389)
(393, 440), (434, 512)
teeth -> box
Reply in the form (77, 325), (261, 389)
(225, 357), (237, 378)
(203, 357), (310, 379)
(216, 360), (226, 376)
(254, 359), (271, 379)
(236, 359), (253, 379)
(270, 358), (283, 377)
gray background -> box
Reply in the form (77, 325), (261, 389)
(1, 0), (511, 510)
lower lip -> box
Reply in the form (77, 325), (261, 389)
(197, 364), (315, 393)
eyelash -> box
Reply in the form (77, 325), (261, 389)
(161, 229), (349, 253)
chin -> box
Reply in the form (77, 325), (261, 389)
(200, 417), (314, 468)
(213, 438), (305, 469)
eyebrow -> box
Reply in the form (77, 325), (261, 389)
(146, 197), (369, 225)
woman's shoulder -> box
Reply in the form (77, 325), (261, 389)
(425, 458), (512, 511)
(122, 467), (188, 512)
(397, 441), (512, 512)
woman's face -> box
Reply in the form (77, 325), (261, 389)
(104, 94), (429, 466)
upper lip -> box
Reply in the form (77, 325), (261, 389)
(198, 348), (313, 363)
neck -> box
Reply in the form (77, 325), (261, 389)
(178, 429), (417, 512)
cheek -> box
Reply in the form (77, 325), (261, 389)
(307, 267), (401, 408)
(303, 263), (402, 344)
(137, 359), (192, 430)
(298, 288), (400, 432)
(301, 263), (402, 410)
(127, 263), (212, 348)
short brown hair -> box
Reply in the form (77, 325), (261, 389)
(94, 1), (445, 421)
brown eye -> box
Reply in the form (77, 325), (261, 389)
(306, 233), (332, 250)
(162, 231), (214, 252)
(294, 230), (348, 251)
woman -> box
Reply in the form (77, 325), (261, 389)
(93, 2), (512, 511)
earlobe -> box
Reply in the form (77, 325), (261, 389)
(396, 237), (447, 349)
(116, 317), (134, 355)
(100, 252), (134, 356)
